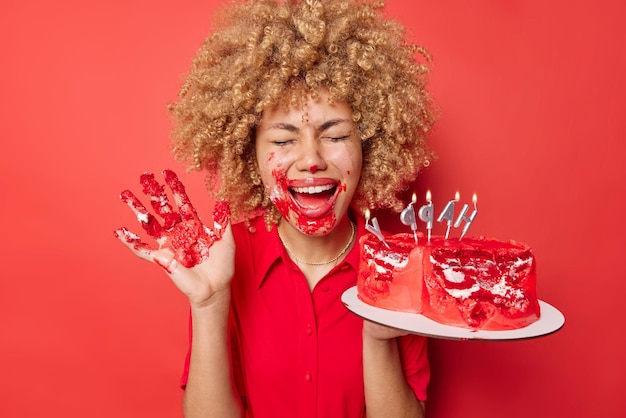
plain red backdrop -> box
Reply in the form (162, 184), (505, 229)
(1, 0), (625, 417)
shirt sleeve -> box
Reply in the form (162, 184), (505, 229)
(398, 334), (430, 401)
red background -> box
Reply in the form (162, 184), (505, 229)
(1, 0), (625, 417)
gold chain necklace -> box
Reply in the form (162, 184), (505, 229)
(278, 221), (356, 266)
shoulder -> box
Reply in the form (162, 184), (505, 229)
(230, 214), (283, 290)
(231, 214), (272, 243)
(231, 214), (281, 263)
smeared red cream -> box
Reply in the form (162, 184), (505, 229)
(211, 200), (230, 240)
(116, 170), (231, 270)
(139, 172), (180, 229)
(358, 233), (541, 331)
(119, 190), (163, 237)
(269, 166), (339, 234)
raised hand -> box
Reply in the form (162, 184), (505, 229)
(114, 170), (233, 305)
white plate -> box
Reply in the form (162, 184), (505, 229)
(341, 286), (565, 341)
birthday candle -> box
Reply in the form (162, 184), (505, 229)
(418, 190), (433, 243)
(454, 193), (478, 239)
(400, 193), (418, 243)
(365, 209), (390, 248)
(437, 191), (459, 239)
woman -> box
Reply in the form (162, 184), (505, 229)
(116, 0), (436, 416)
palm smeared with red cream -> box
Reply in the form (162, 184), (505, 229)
(115, 169), (230, 271)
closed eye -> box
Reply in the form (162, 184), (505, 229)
(271, 139), (296, 146)
(326, 135), (350, 142)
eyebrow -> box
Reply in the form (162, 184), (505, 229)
(263, 118), (351, 133)
(264, 123), (299, 132)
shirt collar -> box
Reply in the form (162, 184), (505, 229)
(254, 211), (365, 289)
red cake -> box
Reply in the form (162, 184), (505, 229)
(357, 233), (541, 331)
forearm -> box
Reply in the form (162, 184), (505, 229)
(183, 289), (243, 418)
(362, 332), (425, 418)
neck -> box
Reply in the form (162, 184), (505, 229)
(277, 216), (355, 266)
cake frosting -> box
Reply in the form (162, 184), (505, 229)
(357, 233), (541, 331)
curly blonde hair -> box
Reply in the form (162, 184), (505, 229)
(169, 0), (436, 225)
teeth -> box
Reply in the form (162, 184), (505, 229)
(292, 184), (334, 194)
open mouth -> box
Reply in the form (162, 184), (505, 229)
(269, 169), (343, 223)
(289, 183), (338, 208)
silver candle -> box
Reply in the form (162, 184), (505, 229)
(437, 191), (459, 239)
(454, 193), (478, 240)
(418, 190), (433, 243)
(365, 209), (390, 248)
(400, 193), (418, 243)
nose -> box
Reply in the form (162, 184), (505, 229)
(295, 138), (327, 173)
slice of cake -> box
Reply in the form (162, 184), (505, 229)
(357, 233), (541, 331)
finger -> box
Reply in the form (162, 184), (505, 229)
(220, 218), (235, 249)
(120, 190), (163, 237)
(115, 228), (177, 273)
(152, 253), (178, 274)
(114, 227), (155, 261)
(163, 169), (198, 222)
(140, 172), (181, 230)
(210, 200), (231, 240)
(199, 219), (234, 266)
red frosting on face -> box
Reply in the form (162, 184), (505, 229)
(254, 90), (362, 237)
(269, 166), (338, 235)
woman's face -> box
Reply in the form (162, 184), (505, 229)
(255, 91), (362, 236)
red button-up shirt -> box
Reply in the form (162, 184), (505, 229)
(182, 214), (429, 417)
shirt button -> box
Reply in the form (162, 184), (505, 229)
(320, 284), (330, 292)
(305, 372), (312, 382)
(306, 324), (313, 336)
